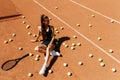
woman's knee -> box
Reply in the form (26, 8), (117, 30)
(49, 44), (55, 51)
(34, 46), (46, 53)
(34, 46), (40, 51)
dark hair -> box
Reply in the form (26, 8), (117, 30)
(40, 14), (49, 40)
(41, 14), (49, 31)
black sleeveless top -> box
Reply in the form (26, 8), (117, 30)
(41, 25), (53, 46)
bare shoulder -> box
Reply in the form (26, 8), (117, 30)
(38, 26), (42, 31)
(38, 26), (41, 29)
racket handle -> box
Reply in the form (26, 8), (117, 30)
(19, 53), (29, 60)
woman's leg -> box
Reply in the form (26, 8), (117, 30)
(35, 44), (47, 54)
(45, 44), (55, 66)
(49, 44), (55, 51)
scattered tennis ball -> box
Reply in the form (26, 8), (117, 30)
(62, 42), (66, 45)
(73, 35), (77, 39)
(54, 28), (58, 31)
(55, 6), (58, 9)
(22, 21), (26, 24)
(78, 61), (83, 65)
(28, 32), (32, 35)
(48, 69), (53, 74)
(72, 43), (76, 47)
(100, 62), (105, 67)
(76, 24), (80, 27)
(12, 33), (16, 37)
(36, 54), (40, 58)
(89, 54), (94, 58)
(21, 16), (25, 19)
(18, 47), (23, 50)
(77, 43), (81, 46)
(111, 68), (117, 73)
(65, 44), (69, 48)
(91, 14), (95, 18)
(60, 27), (64, 30)
(49, 18), (52, 20)
(88, 24), (92, 27)
(27, 73), (33, 77)
(26, 25), (30, 29)
(29, 53), (33, 56)
(110, 20), (115, 23)
(35, 57), (39, 61)
(97, 37), (102, 41)
(9, 39), (13, 42)
(56, 42), (59, 45)
(71, 46), (75, 50)
(63, 63), (68, 67)
(33, 34), (37, 37)
(4, 40), (8, 44)
(109, 49), (113, 53)
(67, 72), (72, 76)
(56, 31), (59, 34)
(98, 58), (103, 62)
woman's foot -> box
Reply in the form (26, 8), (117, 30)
(50, 50), (60, 56)
(44, 50), (60, 60)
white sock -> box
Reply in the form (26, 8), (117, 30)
(34, 46), (39, 51)
(50, 50), (60, 56)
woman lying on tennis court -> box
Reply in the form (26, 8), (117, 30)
(31, 14), (60, 65)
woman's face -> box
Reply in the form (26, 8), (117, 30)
(43, 18), (50, 27)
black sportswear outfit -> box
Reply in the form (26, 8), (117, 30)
(41, 25), (57, 46)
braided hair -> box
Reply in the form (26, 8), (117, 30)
(41, 14), (49, 30)
(40, 14), (49, 40)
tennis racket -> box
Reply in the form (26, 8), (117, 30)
(1, 53), (29, 71)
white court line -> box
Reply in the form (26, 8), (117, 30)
(70, 0), (120, 24)
(33, 0), (120, 64)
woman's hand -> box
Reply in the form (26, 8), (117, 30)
(48, 43), (52, 48)
(30, 39), (38, 43)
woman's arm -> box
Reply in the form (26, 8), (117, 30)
(31, 26), (42, 42)
(35, 31), (41, 41)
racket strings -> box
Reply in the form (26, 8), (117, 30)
(2, 60), (17, 71)
(1, 53), (29, 71)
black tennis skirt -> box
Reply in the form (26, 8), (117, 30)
(42, 39), (59, 47)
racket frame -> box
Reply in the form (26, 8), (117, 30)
(1, 53), (29, 71)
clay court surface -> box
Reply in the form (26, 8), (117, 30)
(0, 0), (20, 19)
(1, 0), (120, 80)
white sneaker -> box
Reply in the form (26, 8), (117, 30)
(50, 50), (60, 56)
(44, 50), (60, 60)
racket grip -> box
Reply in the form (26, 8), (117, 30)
(19, 53), (29, 60)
